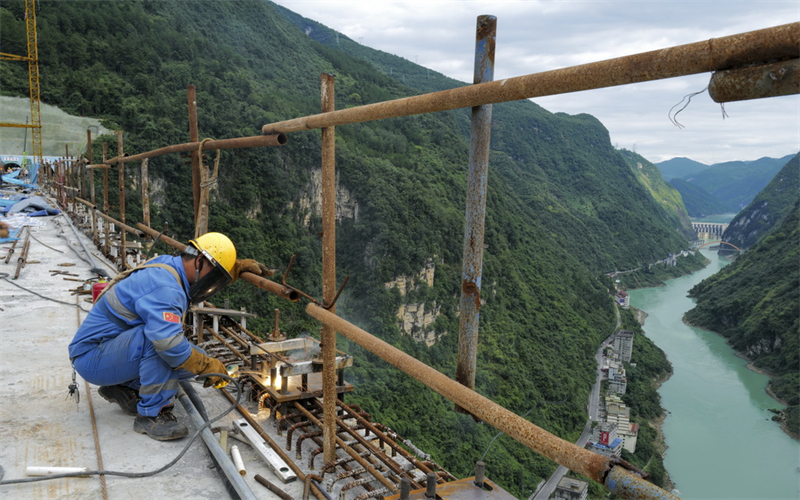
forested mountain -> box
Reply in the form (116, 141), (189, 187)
(679, 154), (795, 212)
(0, 0), (697, 494)
(722, 154), (800, 250)
(669, 177), (730, 217)
(685, 202), (799, 438)
(656, 156), (709, 181)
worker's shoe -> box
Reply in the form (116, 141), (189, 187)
(98, 384), (140, 416)
(133, 405), (188, 441)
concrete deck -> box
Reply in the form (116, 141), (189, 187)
(0, 212), (306, 499)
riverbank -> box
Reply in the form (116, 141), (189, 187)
(633, 311), (675, 491)
(616, 251), (709, 290)
(627, 249), (800, 498)
(647, 413), (675, 492)
(682, 318), (799, 441)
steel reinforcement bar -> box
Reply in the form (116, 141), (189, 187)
(262, 23), (798, 134)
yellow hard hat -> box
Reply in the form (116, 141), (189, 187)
(187, 232), (237, 304)
(189, 232), (237, 273)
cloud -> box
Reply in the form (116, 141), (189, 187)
(272, 0), (800, 164)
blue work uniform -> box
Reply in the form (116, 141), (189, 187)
(69, 255), (202, 417)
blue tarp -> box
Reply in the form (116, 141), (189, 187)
(8, 196), (59, 216)
(2, 172), (36, 189)
(0, 225), (21, 244)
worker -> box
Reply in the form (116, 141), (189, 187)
(68, 232), (272, 441)
(0, 219), (9, 239)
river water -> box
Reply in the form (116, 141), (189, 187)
(627, 249), (800, 500)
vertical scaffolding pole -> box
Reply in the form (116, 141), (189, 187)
(88, 130), (98, 245)
(320, 72), (338, 466)
(66, 146), (74, 215)
(116, 130), (126, 270)
(188, 84), (203, 236)
(456, 15), (496, 398)
(102, 142), (110, 256)
(141, 158), (150, 229)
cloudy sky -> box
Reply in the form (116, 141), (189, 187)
(271, 0), (798, 165)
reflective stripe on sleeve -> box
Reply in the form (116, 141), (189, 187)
(139, 378), (179, 395)
(152, 333), (184, 352)
(105, 287), (138, 323)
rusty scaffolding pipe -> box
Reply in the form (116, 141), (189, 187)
(320, 72), (338, 467)
(103, 133), (287, 165)
(134, 222), (301, 301)
(709, 58), (800, 102)
(188, 84), (201, 231)
(116, 130), (126, 269)
(457, 14), (496, 397)
(75, 197), (146, 238)
(263, 23), (798, 135)
(305, 303), (678, 499)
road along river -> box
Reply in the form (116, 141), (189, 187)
(628, 249), (800, 500)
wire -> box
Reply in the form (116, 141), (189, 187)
(479, 396), (569, 462)
(668, 86), (708, 128)
(0, 272), (91, 313)
(29, 233), (64, 253)
(0, 374), (241, 486)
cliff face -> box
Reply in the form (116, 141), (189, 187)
(384, 259), (440, 344)
(292, 168), (360, 227)
(723, 154), (799, 250)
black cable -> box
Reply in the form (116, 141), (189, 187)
(0, 374), (241, 486)
(0, 272), (91, 313)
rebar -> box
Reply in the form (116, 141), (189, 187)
(293, 402), (397, 493)
(312, 399), (418, 488)
(254, 474), (293, 500)
(219, 391), (327, 500)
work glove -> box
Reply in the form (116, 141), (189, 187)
(231, 258), (274, 282)
(0, 221), (8, 239)
(177, 349), (228, 388)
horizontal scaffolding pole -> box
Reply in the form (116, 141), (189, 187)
(304, 304), (610, 481)
(135, 223), (300, 302)
(305, 303), (679, 500)
(75, 197), (146, 238)
(0, 123), (41, 129)
(262, 23), (798, 134)
(104, 133), (288, 165)
(709, 58), (800, 102)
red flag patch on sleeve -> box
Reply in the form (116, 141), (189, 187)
(163, 312), (181, 323)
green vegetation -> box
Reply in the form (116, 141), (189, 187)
(686, 202), (800, 438)
(655, 157), (709, 181)
(679, 154), (794, 212)
(723, 154), (799, 250)
(668, 178), (729, 217)
(0, 1), (696, 494)
(618, 149), (693, 237)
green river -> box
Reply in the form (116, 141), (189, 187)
(627, 249), (800, 500)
